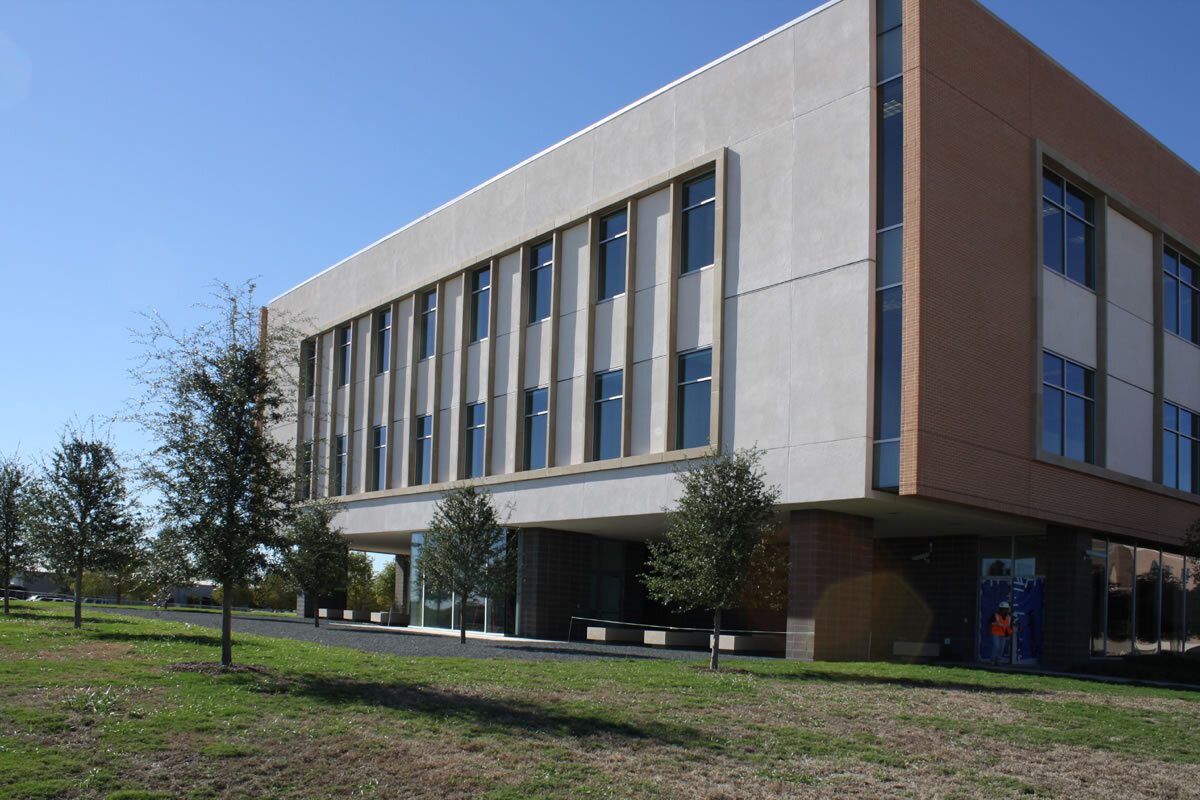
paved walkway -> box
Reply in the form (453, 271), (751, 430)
(99, 607), (758, 663)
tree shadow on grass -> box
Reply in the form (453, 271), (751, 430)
(255, 672), (707, 747)
(90, 631), (224, 647)
(749, 668), (1039, 695)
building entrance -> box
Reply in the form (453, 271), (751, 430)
(977, 535), (1044, 665)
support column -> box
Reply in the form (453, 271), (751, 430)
(1042, 526), (1092, 667)
(386, 554), (411, 627)
(517, 528), (591, 640)
(786, 510), (873, 661)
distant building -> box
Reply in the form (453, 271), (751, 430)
(268, 0), (1199, 664)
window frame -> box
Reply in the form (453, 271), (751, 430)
(523, 387), (548, 471)
(1042, 168), (1096, 289)
(419, 289), (437, 360)
(371, 425), (387, 492)
(1164, 245), (1199, 345)
(680, 172), (716, 275)
(299, 440), (313, 500)
(333, 434), (348, 496)
(464, 402), (486, 479)
(374, 308), (391, 374)
(675, 347), (712, 450)
(335, 325), (351, 387)
(413, 415), (432, 485)
(592, 369), (624, 461)
(597, 208), (628, 302)
(528, 240), (553, 324)
(301, 339), (317, 399)
(1042, 350), (1096, 464)
(1163, 401), (1198, 494)
(469, 266), (490, 344)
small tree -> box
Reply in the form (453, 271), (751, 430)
(417, 484), (513, 644)
(641, 447), (780, 670)
(252, 572), (296, 611)
(280, 500), (348, 628)
(141, 526), (195, 610)
(373, 560), (398, 611)
(0, 455), (36, 615)
(136, 281), (298, 666)
(30, 430), (141, 629)
(346, 552), (377, 611)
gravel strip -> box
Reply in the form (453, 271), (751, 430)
(96, 607), (771, 663)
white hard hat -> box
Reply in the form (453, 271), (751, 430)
(998, 601), (1010, 609)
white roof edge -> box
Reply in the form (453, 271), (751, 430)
(269, 0), (845, 305)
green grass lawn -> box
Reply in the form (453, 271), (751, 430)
(0, 602), (1196, 799)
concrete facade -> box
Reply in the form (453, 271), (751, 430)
(270, 0), (1200, 664)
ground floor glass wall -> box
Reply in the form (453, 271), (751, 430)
(406, 534), (513, 635)
(1089, 537), (1197, 657)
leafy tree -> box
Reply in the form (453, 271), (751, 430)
(417, 484), (513, 644)
(346, 552), (378, 611)
(141, 526), (195, 610)
(280, 500), (348, 628)
(29, 430), (141, 629)
(0, 455), (36, 615)
(212, 584), (255, 608)
(373, 560), (398, 612)
(641, 447), (780, 670)
(136, 281), (299, 666)
(252, 572), (296, 610)
(1186, 519), (1200, 577)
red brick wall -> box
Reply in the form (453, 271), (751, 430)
(902, 0), (1200, 544)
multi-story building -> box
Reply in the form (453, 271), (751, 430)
(268, 0), (1200, 664)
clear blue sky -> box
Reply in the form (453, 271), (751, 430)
(2, 0), (1198, 471)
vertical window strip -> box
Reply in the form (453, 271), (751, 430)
(1163, 401), (1198, 493)
(1042, 169), (1096, 288)
(375, 309), (391, 374)
(528, 241), (553, 323)
(676, 348), (712, 449)
(593, 370), (623, 461)
(523, 388), (548, 471)
(1164, 246), (1198, 344)
(465, 402), (486, 479)
(372, 425), (387, 491)
(680, 173), (716, 274)
(336, 325), (351, 386)
(1042, 352), (1095, 464)
(414, 415), (432, 485)
(598, 210), (628, 300)
(334, 434), (348, 496)
(873, 0), (902, 490)
(470, 266), (490, 343)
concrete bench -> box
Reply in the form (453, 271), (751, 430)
(712, 634), (784, 653)
(644, 630), (709, 648)
(893, 641), (941, 658)
(586, 626), (644, 643)
(342, 609), (372, 622)
(317, 608), (343, 619)
(370, 611), (408, 625)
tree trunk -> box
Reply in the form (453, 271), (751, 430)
(221, 576), (233, 667)
(313, 599), (320, 628)
(74, 564), (83, 629)
(460, 615), (467, 645)
(710, 608), (721, 671)
(2, 567), (9, 615)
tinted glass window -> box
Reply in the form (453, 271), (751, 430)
(681, 173), (716, 274)
(528, 242), (552, 323)
(676, 349), (712, 449)
(878, 80), (903, 230)
(523, 388), (548, 471)
(593, 371), (623, 461)
(598, 210), (627, 301)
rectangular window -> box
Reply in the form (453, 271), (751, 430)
(464, 402), (485, 479)
(371, 425), (387, 491)
(676, 348), (712, 449)
(681, 172), (715, 274)
(1163, 401), (1198, 494)
(1042, 169), (1095, 288)
(528, 241), (552, 323)
(1164, 247), (1198, 344)
(374, 308), (391, 374)
(413, 415), (432, 485)
(523, 388), (548, 471)
(301, 339), (317, 399)
(1042, 352), (1095, 463)
(470, 267), (490, 343)
(593, 370), (623, 461)
(299, 441), (313, 500)
(334, 434), (348, 496)
(335, 325), (351, 386)
(597, 210), (627, 301)
(419, 290), (437, 360)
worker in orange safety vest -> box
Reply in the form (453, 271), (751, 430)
(990, 601), (1013, 665)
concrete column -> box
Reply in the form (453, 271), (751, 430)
(517, 528), (591, 640)
(389, 554), (412, 626)
(1042, 526), (1093, 667)
(786, 510), (873, 661)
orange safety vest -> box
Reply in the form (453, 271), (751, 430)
(990, 612), (1012, 637)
